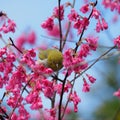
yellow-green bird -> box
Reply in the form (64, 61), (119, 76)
(38, 49), (63, 71)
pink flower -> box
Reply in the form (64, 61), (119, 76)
(18, 105), (30, 120)
(6, 52), (16, 62)
(41, 17), (54, 30)
(82, 17), (89, 26)
(7, 94), (22, 108)
(72, 57), (88, 73)
(63, 49), (88, 74)
(113, 88), (120, 98)
(96, 19), (103, 32)
(21, 49), (36, 67)
(47, 24), (60, 37)
(79, 44), (90, 58)
(0, 75), (4, 88)
(92, 8), (101, 19)
(0, 62), (4, 72)
(45, 68), (53, 74)
(86, 36), (98, 51)
(11, 113), (18, 120)
(26, 90), (43, 110)
(30, 97), (43, 110)
(7, 19), (16, 33)
(68, 9), (79, 21)
(0, 47), (7, 57)
(46, 108), (56, 120)
(28, 49), (36, 57)
(74, 17), (89, 34)
(114, 36), (120, 48)
(102, 0), (111, 8)
(64, 81), (72, 92)
(73, 19), (81, 29)
(80, 4), (89, 13)
(69, 91), (81, 112)
(82, 78), (90, 92)
(54, 83), (62, 94)
(86, 74), (96, 83)
(63, 49), (76, 74)
(44, 87), (54, 98)
(54, 81), (72, 95)
(63, 49), (73, 68)
(53, 5), (64, 20)
(0, 19), (16, 33)
(101, 18), (108, 30)
(41, 79), (54, 98)
(95, 18), (108, 32)
(6, 65), (26, 93)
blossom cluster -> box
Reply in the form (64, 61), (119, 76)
(102, 0), (120, 14)
(0, 12), (16, 34)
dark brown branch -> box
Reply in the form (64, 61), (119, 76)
(51, 74), (63, 82)
(9, 37), (23, 54)
(58, 0), (63, 52)
(58, 72), (68, 120)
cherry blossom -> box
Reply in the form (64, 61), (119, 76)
(114, 36), (120, 48)
(41, 17), (54, 31)
(53, 5), (64, 20)
(82, 78), (90, 92)
(113, 88), (120, 98)
(86, 74), (96, 83)
(0, 19), (16, 33)
(69, 91), (81, 112)
(68, 9), (79, 22)
(80, 4), (90, 13)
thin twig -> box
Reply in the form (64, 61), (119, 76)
(9, 37), (23, 54)
(40, 35), (76, 43)
(0, 92), (7, 105)
(62, 0), (76, 50)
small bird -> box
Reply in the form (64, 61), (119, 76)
(38, 49), (63, 71)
